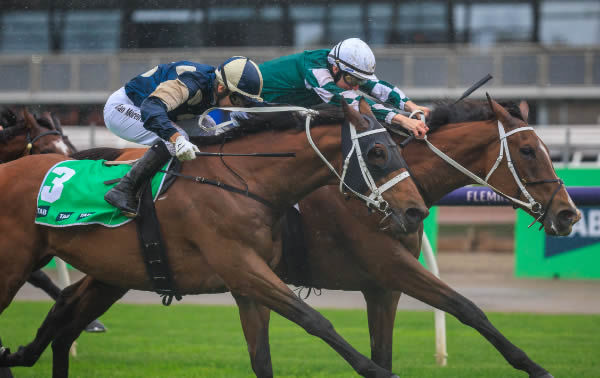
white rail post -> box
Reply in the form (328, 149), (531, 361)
(421, 232), (448, 366)
(54, 258), (77, 357)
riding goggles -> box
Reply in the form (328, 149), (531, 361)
(343, 72), (368, 87)
(229, 92), (254, 107)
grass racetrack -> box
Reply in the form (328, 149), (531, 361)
(1, 302), (598, 377)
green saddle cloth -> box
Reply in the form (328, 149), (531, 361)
(35, 159), (171, 227)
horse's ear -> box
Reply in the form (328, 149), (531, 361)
(358, 98), (375, 118)
(519, 100), (529, 123)
(485, 92), (514, 125)
(341, 100), (367, 130)
(22, 108), (36, 130)
(42, 112), (57, 130)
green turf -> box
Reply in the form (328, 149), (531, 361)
(1, 302), (598, 377)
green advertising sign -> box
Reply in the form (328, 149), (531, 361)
(515, 168), (600, 279)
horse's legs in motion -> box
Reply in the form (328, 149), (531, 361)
(28, 270), (61, 300)
(211, 247), (396, 378)
(384, 253), (552, 378)
(362, 289), (402, 371)
(0, 276), (126, 378)
(233, 293), (273, 378)
(0, 338), (13, 378)
(28, 270), (106, 333)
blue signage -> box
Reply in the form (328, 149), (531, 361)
(545, 207), (600, 258)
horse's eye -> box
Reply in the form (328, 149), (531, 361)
(520, 146), (535, 158)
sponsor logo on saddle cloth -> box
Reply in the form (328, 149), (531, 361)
(35, 159), (171, 227)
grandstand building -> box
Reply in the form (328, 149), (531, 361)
(1, 0), (599, 163)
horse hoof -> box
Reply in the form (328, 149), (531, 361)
(0, 347), (11, 366)
(84, 319), (107, 333)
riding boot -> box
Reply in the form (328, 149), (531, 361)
(104, 141), (171, 218)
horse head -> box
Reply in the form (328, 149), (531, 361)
(485, 93), (580, 236)
(339, 99), (428, 233)
(21, 108), (76, 156)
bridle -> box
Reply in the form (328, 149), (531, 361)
(305, 114), (410, 216)
(391, 112), (563, 230)
(24, 129), (62, 155)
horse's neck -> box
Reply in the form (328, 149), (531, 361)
(207, 125), (342, 213)
(406, 121), (497, 206)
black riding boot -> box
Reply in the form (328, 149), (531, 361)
(104, 141), (171, 217)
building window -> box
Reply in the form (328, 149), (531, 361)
(1, 11), (49, 53)
(291, 5), (326, 47)
(62, 11), (121, 51)
(393, 2), (448, 44)
(455, 3), (533, 45)
(541, 0), (600, 46)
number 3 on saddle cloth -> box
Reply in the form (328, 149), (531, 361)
(35, 158), (183, 305)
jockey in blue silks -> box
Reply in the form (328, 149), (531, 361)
(103, 56), (263, 217)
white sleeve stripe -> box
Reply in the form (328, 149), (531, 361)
(312, 68), (334, 87)
(385, 112), (396, 125)
(393, 87), (407, 99)
(371, 83), (392, 102)
(341, 90), (359, 99)
(313, 87), (334, 103)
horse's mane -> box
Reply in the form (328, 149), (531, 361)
(427, 100), (524, 133)
(71, 147), (124, 161)
(190, 104), (345, 147)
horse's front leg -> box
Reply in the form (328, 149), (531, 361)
(362, 289), (402, 371)
(207, 244), (397, 378)
(233, 293), (273, 378)
(380, 252), (552, 378)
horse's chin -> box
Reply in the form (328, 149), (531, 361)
(542, 219), (573, 236)
(388, 212), (421, 235)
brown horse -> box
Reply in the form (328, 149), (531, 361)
(0, 108), (76, 162)
(2, 96), (578, 377)
(0, 100), (427, 377)
(212, 96), (578, 377)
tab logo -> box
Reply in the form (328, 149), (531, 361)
(56, 212), (74, 222)
(37, 206), (50, 218)
(545, 207), (600, 258)
(77, 212), (95, 220)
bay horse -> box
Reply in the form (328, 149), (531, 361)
(0, 107), (75, 162)
(0, 100), (427, 377)
(2, 96), (578, 377)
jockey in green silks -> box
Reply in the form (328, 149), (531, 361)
(257, 37), (430, 138)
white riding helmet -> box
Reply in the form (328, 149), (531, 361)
(327, 38), (377, 81)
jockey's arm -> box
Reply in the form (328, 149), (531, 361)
(140, 75), (203, 142)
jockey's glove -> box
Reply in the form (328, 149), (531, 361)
(175, 135), (200, 161)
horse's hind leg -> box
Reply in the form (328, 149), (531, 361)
(362, 289), (402, 371)
(0, 276), (126, 378)
(50, 278), (126, 378)
(380, 253), (552, 378)
(233, 293), (273, 378)
(28, 270), (107, 333)
(209, 248), (395, 378)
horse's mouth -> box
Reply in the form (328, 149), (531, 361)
(543, 208), (581, 236)
(380, 208), (425, 235)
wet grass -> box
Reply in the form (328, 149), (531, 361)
(1, 302), (598, 377)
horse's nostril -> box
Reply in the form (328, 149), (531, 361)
(557, 209), (579, 226)
(405, 208), (426, 224)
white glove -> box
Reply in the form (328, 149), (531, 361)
(174, 135), (200, 161)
